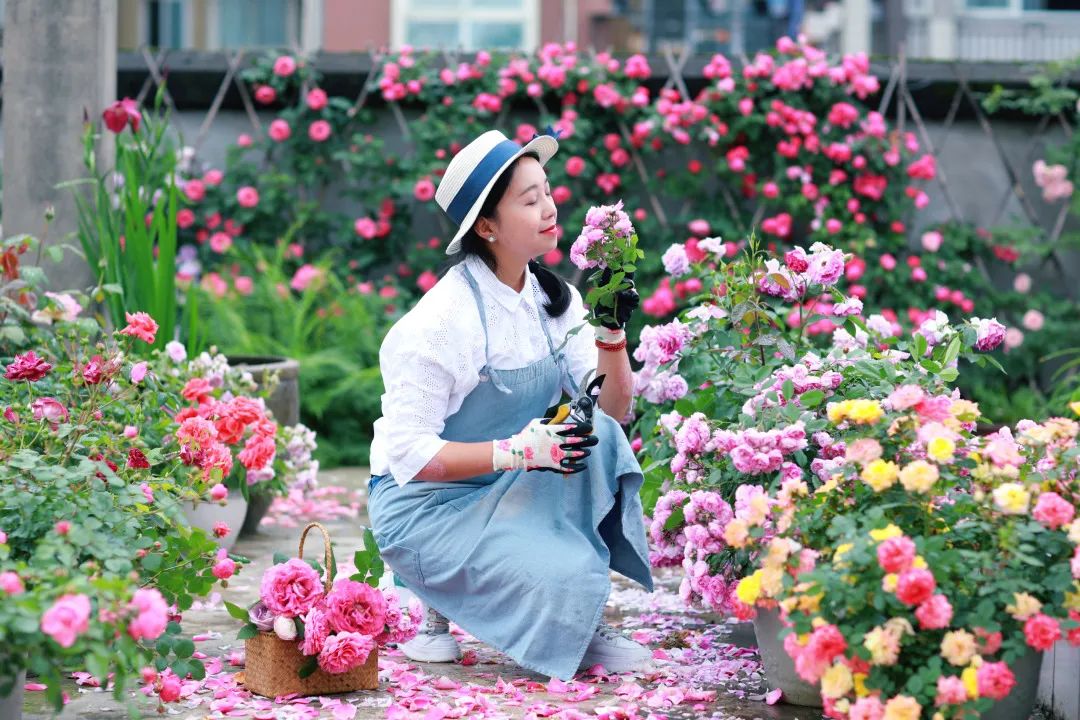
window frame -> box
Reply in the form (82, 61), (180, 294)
(204, 0), (305, 51)
(391, 0), (540, 52)
(138, 0), (196, 49)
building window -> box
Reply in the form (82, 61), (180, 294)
(139, 0), (308, 50)
(213, 0), (302, 49)
(393, 0), (539, 51)
(966, 0), (1080, 10)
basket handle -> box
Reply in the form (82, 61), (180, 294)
(298, 522), (334, 595)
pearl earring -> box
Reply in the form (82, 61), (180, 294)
(488, 235), (496, 243)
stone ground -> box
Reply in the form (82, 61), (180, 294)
(18, 468), (829, 719)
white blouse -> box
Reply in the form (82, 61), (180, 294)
(369, 254), (599, 486)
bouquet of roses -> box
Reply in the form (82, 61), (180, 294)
(569, 200), (644, 329)
(227, 527), (420, 679)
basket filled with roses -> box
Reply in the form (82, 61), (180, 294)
(227, 522), (420, 697)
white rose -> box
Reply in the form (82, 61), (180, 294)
(273, 615), (298, 641)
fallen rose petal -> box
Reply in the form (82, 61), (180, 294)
(24, 683), (47, 691)
(433, 676), (460, 690)
(765, 687), (782, 704)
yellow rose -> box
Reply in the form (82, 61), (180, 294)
(853, 673), (869, 697)
(827, 401), (851, 424)
(760, 566), (784, 598)
(926, 436), (956, 463)
(735, 571), (762, 606)
(950, 399), (980, 422)
(912, 556), (928, 570)
(1065, 585), (1080, 611)
(724, 518), (750, 547)
(869, 524), (903, 542)
(961, 665), (979, 699)
(833, 543), (854, 564)
(941, 630), (977, 666)
(883, 695), (923, 720)
(1006, 592), (1042, 621)
(1067, 519), (1080, 544)
(861, 459), (899, 491)
(820, 662), (854, 699)
(863, 626), (901, 666)
(899, 460), (939, 493)
(848, 399), (884, 425)
(1070, 400), (1080, 417)
(992, 483), (1031, 515)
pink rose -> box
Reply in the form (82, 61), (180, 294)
(238, 433), (275, 471)
(301, 604), (332, 656)
(260, 558), (324, 618)
(273, 55), (297, 77)
(268, 119), (291, 142)
(130, 361), (148, 384)
(254, 85), (277, 105)
(236, 186), (260, 208)
(184, 179), (206, 202)
(237, 133), (253, 148)
(416, 270), (438, 293)
(31, 397), (69, 424)
(565, 156), (585, 177)
(290, 264), (323, 293)
(849, 696), (885, 720)
(1024, 613), (1061, 651)
(354, 217), (377, 239)
(203, 169), (224, 185)
(306, 87), (328, 110)
(414, 178), (436, 202)
(213, 556), (237, 580)
(976, 661), (1016, 700)
(210, 483), (228, 501)
(921, 231), (943, 252)
(915, 594), (953, 630)
(209, 232), (232, 254)
(317, 631), (376, 674)
(877, 536), (916, 574)
(308, 120), (332, 142)
(158, 672), (182, 702)
(895, 568), (936, 606)
(0, 571), (24, 594)
(127, 588), (169, 641)
(1022, 309), (1044, 331)
(935, 676), (967, 706)
(212, 522), (230, 539)
(41, 593), (91, 647)
(323, 579), (388, 635)
(5, 351), (52, 381)
(1033, 491), (1075, 529)
(234, 276), (253, 295)
(119, 311), (159, 344)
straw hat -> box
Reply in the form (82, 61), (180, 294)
(435, 129), (559, 255)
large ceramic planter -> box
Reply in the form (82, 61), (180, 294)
(752, 607), (823, 707)
(183, 497), (249, 552)
(0, 669), (26, 720)
(982, 650), (1042, 720)
(239, 492), (275, 537)
(226, 355), (300, 537)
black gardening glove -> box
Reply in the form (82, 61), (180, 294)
(593, 268), (640, 330)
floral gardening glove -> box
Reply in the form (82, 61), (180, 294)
(592, 268), (639, 330)
(492, 418), (598, 474)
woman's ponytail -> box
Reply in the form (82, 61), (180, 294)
(528, 259), (571, 318)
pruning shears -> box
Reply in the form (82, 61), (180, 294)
(539, 373), (605, 474)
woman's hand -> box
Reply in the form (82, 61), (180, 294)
(592, 268), (639, 330)
(492, 418), (598, 474)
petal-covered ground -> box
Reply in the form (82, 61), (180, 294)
(23, 468), (814, 720)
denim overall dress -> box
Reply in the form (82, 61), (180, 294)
(367, 265), (653, 680)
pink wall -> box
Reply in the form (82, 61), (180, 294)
(323, 0), (391, 52)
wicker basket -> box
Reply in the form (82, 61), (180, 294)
(240, 522), (379, 698)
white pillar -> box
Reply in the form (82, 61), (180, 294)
(301, 0), (324, 52)
(841, 0), (872, 54)
(2, 0), (117, 291)
(927, 0), (958, 60)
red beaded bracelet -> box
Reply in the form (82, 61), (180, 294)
(596, 338), (628, 352)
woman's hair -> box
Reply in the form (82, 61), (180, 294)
(449, 152), (572, 318)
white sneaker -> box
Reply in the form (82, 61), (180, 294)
(578, 623), (652, 674)
(400, 605), (462, 663)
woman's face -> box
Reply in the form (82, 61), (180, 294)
(479, 156), (558, 261)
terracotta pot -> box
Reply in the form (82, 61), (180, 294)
(183, 497), (249, 552)
(0, 668), (26, 720)
(752, 607), (823, 707)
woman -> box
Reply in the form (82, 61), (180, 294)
(367, 129), (654, 680)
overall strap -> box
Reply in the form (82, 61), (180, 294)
(461, 264), (511, 394)
(530, 275), (580, 396)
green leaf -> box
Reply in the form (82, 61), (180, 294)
(224, 601), (251, 621)
(800, 390), (825, 407)
(173, 638), (195, 659)
(297, 656), (319, 679)
(237, 624), (259, 640)
(664, 506), (685, 531)
(913, 332), (927, 360)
